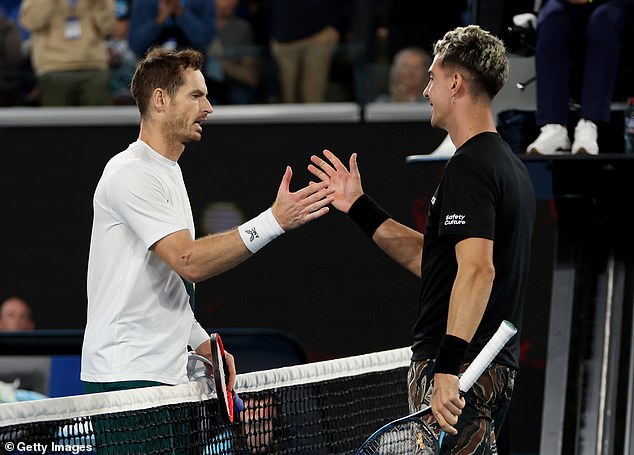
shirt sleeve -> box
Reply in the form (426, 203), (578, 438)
(438, 154), (496, 240)
(106, 164), (190, 249)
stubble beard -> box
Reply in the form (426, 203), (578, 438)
(165, 111), (200, 145)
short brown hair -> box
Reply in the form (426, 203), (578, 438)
(130, 47), (204, 118)
(433, 25), (508, 99)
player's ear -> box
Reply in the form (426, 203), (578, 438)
(452, 73), (460, 90)
(153, 88), (168, 113)
(451, 72), (465, 97)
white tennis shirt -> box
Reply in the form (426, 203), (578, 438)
(81, 140), (209, 385)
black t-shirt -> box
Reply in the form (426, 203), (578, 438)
(411, 132), (536, 370)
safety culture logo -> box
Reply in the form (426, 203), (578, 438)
(444, 214), (466, 225)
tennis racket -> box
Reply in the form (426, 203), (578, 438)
(355, 320), (518, 455)
(188, 334), (243, 423)
(210, 332), (235, 423)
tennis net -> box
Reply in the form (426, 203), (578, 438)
(0, 347), (411, 454)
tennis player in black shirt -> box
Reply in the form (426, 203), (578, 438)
(309, 25), (536, 454)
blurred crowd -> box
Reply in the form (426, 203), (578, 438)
(3, 0), (630, 156)
(0, 0), (473, 108)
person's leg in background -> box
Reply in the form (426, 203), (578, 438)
(527, 0), (589, 154)
(78, 70), (111, 106)
(579, 0), (627, 125)
(300, 26), (338, 103)
(271, 39), (302, 103)
(535, 0), (581, 127)
(38, 72), (77, 106)
(572, 1), (627, 154)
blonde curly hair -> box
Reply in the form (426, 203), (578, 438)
(433, 25), (509, 99)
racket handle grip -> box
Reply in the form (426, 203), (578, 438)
(458, 320), (517, 392)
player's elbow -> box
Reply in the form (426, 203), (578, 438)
(176, 264), (208, 284)
(479, 262), (495, 284)
(175, 257), (227, 283)
(465, 259), (495, 285)
(170, 250), (207, 283)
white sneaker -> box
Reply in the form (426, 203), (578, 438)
(526, 124), (570, 155)
(571, 119), (598, 155)
(430, 134), (456, 156)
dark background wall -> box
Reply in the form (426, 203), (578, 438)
(0, 119), (553, 452)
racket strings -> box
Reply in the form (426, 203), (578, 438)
(358, 419), (439, 454)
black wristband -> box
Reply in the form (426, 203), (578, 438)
(347, 194), (391, 237)
(434, 334), (469, 376)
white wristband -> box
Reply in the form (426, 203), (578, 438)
(238, 208), (284, 253)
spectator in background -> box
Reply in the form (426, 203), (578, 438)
(206, 0), (259, 105)
(0, 0), (37, 106)
(0, 8), (23, 106)
(381, 0), (467, 156)
(268, 0), (340, 103)
(526, 0), (633, 155)
(108, 0), (137, 104)
(341, 0), (387, 105)
(128, 0), (215, 58)
(19, 0), (116, 106)
(0, 296), (48, 401)
(0, 0), (28, 40)
(375, 46), (456, 157)
(236, 0), (278, 103)
(240, 0), (268, 48)
(375, 46), (430, 103)
(0, 296), (34, 331)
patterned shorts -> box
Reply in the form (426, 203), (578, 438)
(407, 359), (516, 455)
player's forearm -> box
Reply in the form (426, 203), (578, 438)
(181, 206), (284, 281)
(373, 219), (423, 277)
(434, 262), (493, 377)
(345, 193), (422, 276)
(446, 263), (494, 342)
(180, 229), (252, 283)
